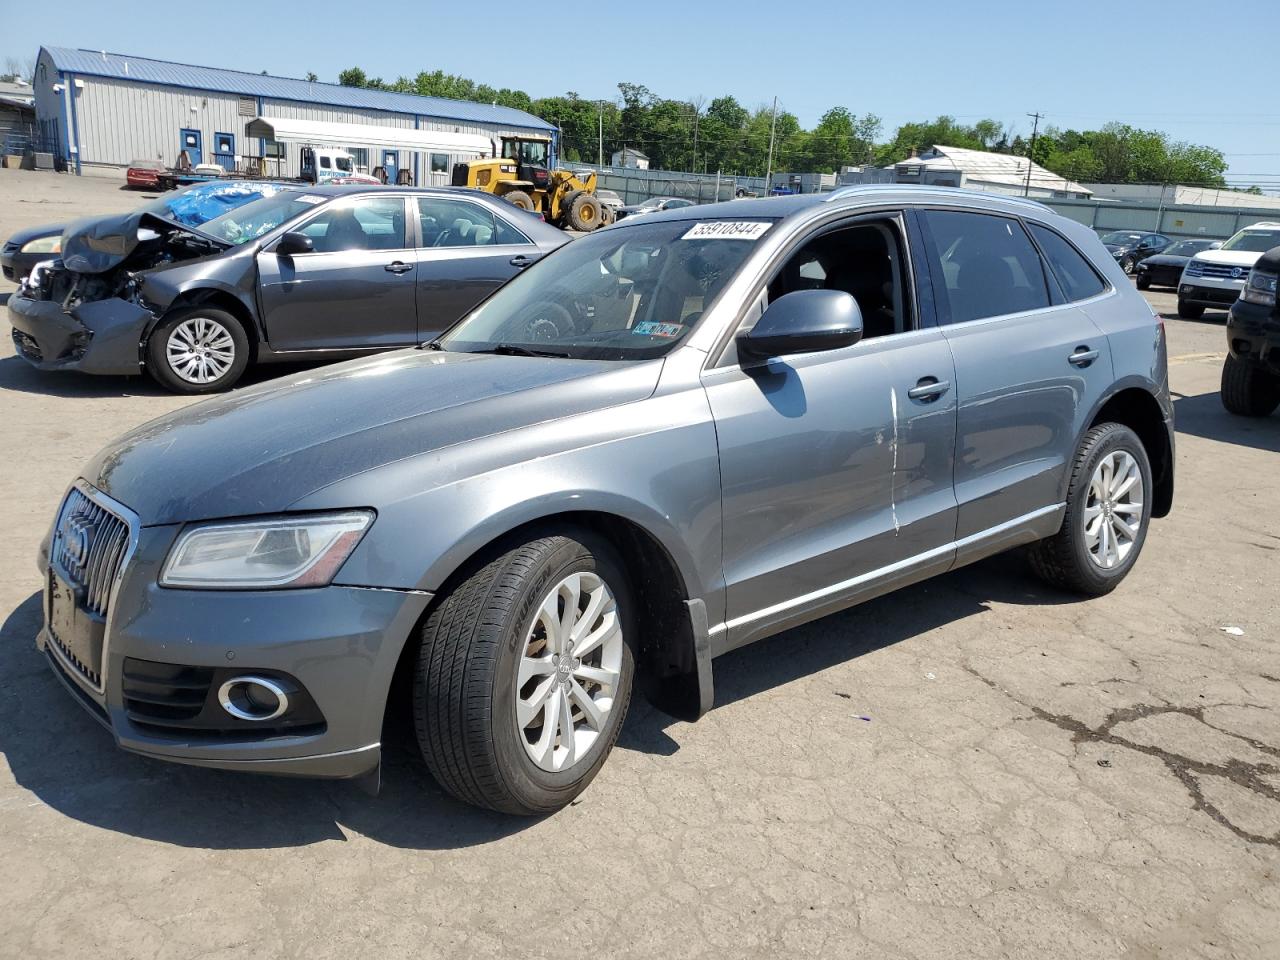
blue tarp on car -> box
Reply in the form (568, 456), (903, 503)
(158, 181), (289, 227)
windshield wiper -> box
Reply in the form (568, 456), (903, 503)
(471, 343), (571, 358)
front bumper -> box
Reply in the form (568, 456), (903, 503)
(38, 517), (433, 779)
(1227, 300), (1280, 374)
(1136, 263), (1183, 287)
(1178, 281), (1244, 309)
(7, 294), (152, 374)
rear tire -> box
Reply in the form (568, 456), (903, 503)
(1136, 274), (1151, 290)
(1028, 423), (1153, 596)
(1221, 354), (1280, 417)
(1177, 298), (1204, 319)
(413, 532), (635, 815)
(566, 192), (603, 232)
(503, 189), (535, 212)
(146, 306), (249, 394)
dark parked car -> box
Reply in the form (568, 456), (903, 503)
(1222, 245), (1280, 417)
(1, 180), (292, 284)
(8, 185), (568, 392)
(614, 196), (694, 221)
(1099, 231), (1172, 274)
(1134, 238), (1222, 290)
(36, 187), (1173, 814)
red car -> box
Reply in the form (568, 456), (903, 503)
(125, 159), (165, 189)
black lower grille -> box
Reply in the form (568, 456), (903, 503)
(12, 329), (44, 362)
(122, 658), (326, 740)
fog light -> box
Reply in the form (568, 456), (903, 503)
(217, 676), (290, 721)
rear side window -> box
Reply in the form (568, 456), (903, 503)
(920, 210), (1050, 323)
(1029, 223), (1106, 302)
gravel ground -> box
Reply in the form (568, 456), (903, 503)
(1, 169), (1277, 960)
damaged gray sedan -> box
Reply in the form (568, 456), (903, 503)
(8, 185), (567, 392)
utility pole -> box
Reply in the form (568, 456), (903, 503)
(1023, 111), (1043, 197)
(598, 101), (604, 168)
(764, 96), (778, 195)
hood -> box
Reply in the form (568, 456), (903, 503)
(1190, 249), (1266, 268)
(1139, 253), (1190, 267)
(5, 222), (63, 248)
(60, 211), (229, 274)
(1104, 243), (1134, 255)
(83, 349), (663, 525)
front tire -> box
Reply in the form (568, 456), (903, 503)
(1135, 273), (1151, 290)
(147, 306), (249, 393)
(566, 192), (603, 232)
(1028, 423), (1153, 596)
(1122, 257), (1136, 275)
(414, 532), (635, 815)
(1177, 298), (1205, 319)
(1221, 354), (1280, 417)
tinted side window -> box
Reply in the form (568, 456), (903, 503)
(302, 197), (406, 253)
(921, 210), (1050, 323)
(1029, 223), (1106, 303)
(493, 215), (532, 246)
(417, 198), (499, 248)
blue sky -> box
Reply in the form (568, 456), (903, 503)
(5, 0), (1278, 186)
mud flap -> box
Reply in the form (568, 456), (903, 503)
(643, 598), (714, 722)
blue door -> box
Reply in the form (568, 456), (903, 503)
(179, 128), (202, 166)
(213, 132), (235, 171)
(382, 150), (398, 183)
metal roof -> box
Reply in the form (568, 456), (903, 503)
(895, 145), (1092, 197)
(41, 46), (555, 132)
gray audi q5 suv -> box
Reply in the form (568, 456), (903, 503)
(36, 187), (1174, 815)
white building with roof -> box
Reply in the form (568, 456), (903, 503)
(892, 144), (1093, 199)
(29, 46), (556, 184)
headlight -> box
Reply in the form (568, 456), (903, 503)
(160, 511), (374, 589)
(1241, 268), (1277, 307)
(20, 235), (61, 255)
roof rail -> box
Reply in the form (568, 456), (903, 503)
(822, 184), (1054, 213)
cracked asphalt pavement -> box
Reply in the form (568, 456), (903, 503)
(1, 171), (1277, 959)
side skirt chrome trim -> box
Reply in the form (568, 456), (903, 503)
(707, 503), (1064, 639)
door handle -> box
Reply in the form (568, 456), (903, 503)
(1068, 346), (1099, 367)
(907, 377), (950, 401)
(385, 261), (413, 274)
(509, 254), (537, 268)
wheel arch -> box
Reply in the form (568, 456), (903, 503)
(1082, 383), (1174, 518)
(145, 286), (260, 356)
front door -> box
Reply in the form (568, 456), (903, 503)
(917, 208), (1115, 539)
(179, 128), (202, 166)
(705, 213), (959, 647)
(382, 150), (398, 184)
(256, 195), (417, 351)
(213, 132), (235, 171)
(412, 196), (542, 339)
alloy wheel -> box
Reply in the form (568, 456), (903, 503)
(1083, 450), (1144, 569)
(166, 316), (236, 384)
(515, 571), (623, 772)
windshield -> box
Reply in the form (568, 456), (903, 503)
(1221, 229), (1280, 253)
(1164, 240), (1216, 257)
(197, 191), (324, 244)
(135, 183), (281, 227)
(439, 218), (778, 361)
(638, 198), (664, 209)
(1101, 231), (1143, 245)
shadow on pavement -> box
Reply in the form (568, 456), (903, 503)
(0, 551), (1077, 850)
(1173, 389), (1280, 453)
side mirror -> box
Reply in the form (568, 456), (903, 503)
(276, 232), (314, 256)
(737, 289), (863, 361)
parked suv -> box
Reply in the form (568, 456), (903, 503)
(1222, 245), (1280, 417)
(36, 187), (1173, 815)
(1178, 221), (1280, 318)
(8, 185), (567, 392)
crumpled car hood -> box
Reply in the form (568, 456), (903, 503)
(83, 349), (663, 525)
(60, 211), (228, 274)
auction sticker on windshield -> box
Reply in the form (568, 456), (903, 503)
(681, 222), (772, 241)
(632, 321), (684, 338)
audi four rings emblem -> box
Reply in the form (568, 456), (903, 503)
(62, 514), (96, 576)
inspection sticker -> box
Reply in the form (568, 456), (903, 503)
(632, 321), (684, 338)
(680, 221), (772, 241)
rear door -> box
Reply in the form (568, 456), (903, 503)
(918, 208), (1114, 540)
(256, 195), (417, 351)
(412, 196), (544, 340)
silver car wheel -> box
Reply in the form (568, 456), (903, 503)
(166, 316), (236, 384)
(1083, 450), (1144, 570)
(515, 571), (623, 773)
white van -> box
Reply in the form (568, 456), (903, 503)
(1178, 221), (1280, 318)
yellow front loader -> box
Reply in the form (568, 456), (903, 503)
(452, 136), (609, 231)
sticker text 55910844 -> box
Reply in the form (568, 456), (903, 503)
(680, 221), (773, 241)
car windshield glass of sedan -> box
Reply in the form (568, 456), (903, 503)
(440, 218), (778, 360)
(1221, 229), (1280, 253)
(1101, 232), (1143, 244)
(197, 191), (326, 244)
(1164, 240), (1215, 257)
